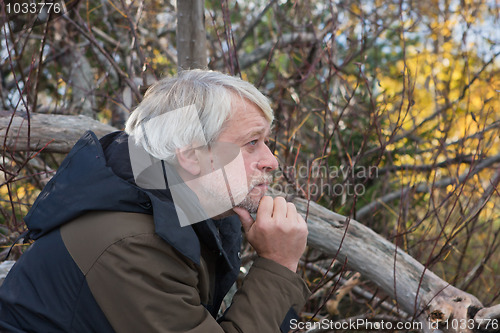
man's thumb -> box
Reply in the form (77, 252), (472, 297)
(233, 207), (254, 233)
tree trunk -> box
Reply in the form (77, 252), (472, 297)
(176, 0), (207, 70)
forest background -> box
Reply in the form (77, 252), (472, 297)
(0, 0), (499, 332)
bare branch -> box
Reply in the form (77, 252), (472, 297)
(238, 32), (317, 69)
(357, 154), (500, 219)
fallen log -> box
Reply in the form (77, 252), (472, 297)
(0, 112), (118, 154)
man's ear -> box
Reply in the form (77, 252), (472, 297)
(175, 146), (201, 176)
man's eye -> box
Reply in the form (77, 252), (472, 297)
(248, 140), (258, 146)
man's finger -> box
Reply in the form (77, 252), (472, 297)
(286, 202), (297, 219)
(297, 213), (307, 226)
(256, 196), (274, 221)
(272, 197), (287, 219)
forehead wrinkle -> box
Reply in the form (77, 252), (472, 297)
(242, 125), (271, 141)
(219, 97), (273, 144)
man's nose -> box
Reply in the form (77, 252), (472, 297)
(258, 144), (279, 172)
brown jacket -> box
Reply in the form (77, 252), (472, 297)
(61, 211), (310, 332)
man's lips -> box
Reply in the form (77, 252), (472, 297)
(251, 183), (269, 192)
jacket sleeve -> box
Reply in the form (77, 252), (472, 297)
(85, 233), (310, 333)
(220, 257), (311, 333)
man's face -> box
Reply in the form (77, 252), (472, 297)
(195, 98), (279, 215)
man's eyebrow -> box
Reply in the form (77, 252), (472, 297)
(242, 127), (270, 141)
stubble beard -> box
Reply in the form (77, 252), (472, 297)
(199, 173), (272, 216)
(235, 195), (260, 214)
(234, 173), (272, 214)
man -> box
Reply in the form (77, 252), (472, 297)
(0, 70), (310, 332)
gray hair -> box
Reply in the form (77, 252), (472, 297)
(125, 69), (274, 163)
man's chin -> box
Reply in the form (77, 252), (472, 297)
(234, 197), (260, 214)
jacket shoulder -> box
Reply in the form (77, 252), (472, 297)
(60, 211), (156, 275)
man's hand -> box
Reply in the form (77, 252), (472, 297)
(233, 196), (308, 272)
